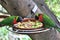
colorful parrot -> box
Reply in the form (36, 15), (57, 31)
(0, 16), (23, 26)
(35, 14), (56, 28)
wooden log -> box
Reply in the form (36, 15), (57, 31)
(28, 28), (57, 40)
(0, 0), (42, 18)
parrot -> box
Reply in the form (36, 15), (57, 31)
(42, 14), (60, 32)
(0, 16), (23, 26)
(35, 14), (56, 28)
(0, 14), (57, 28)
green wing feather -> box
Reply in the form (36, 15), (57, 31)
(0, 16), (16, 26)
(43, 14), (56, 28)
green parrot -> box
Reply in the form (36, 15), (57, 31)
(0, 16), (23, 26)
(43, 14), (56, 28)
(35, 14), (56, 28)
(35, 13), (60, 32)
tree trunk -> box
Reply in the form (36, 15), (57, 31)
(0, 0), (60, 40)
(28, 28), (57, 40)
(0, 0), (42, 18)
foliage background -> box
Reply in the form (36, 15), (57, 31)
(45, 0), (60, 21)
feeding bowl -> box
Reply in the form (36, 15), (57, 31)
(13, 18), (43, 30)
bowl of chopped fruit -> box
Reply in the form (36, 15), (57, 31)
(13, 18), (43, 30)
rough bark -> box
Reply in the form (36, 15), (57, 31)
(28, 28), (57, 40)
(0, 0), (42, 18)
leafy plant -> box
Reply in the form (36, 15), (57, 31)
(45, 0), (60, 17)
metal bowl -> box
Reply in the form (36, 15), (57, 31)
(13, 18), (43, 30)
